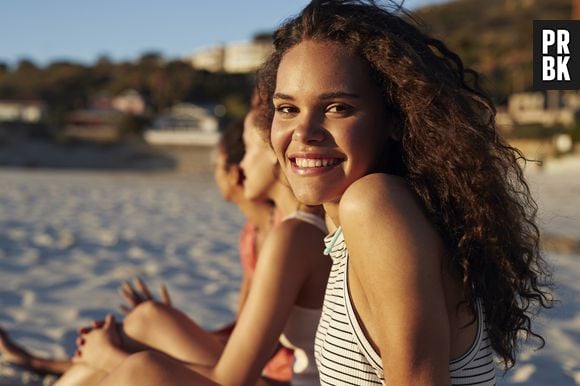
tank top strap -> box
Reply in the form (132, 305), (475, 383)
(282, 211), (328, 234)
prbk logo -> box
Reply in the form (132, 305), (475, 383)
(533, 20), (580, 90)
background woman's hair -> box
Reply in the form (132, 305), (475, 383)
(218, 119), (245, 169)
(256, 0), (553, 369)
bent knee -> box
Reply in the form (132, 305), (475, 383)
(107, 351), (216, 386)
(106, 351), (166, 384)
(123, 301), (173, 337)
(127, 350), (164, 366)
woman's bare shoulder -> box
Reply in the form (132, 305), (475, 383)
(339, 173), (416, 226)
(339, 173), (443, 270)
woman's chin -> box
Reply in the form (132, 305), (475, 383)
(293, 189), (326, 207)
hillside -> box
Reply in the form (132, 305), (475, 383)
(412, 0), (572, 103)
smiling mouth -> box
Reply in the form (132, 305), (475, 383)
(290, 157), (343, 169)
(290, 158), (341, 168)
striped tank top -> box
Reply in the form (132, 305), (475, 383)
(315, 227), (497, 385)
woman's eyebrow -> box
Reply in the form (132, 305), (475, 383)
(320, 92), (360, 100)
(273, 92), (294, 100)
(273, 91), (360, 100)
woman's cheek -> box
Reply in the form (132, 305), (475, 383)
(270, 126), (288, 158)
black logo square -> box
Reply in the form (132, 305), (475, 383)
(533, 20), (580, 90)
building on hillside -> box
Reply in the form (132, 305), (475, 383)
(90, 93), (114, 110)
(144, 103), (219, 146)
(187, 40), (273, 74)
(189, 46), (226, 73)
(501, 91), (580, 128)
(222, 41), (273, 73)
(112, 89), (146, 115)
(0, 100), (47, 123)
(62, 109), (124, 143)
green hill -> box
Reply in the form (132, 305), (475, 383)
(412, 0), (572, 103)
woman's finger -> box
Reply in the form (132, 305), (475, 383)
(135, 277), (153, 300)
(160, 284), (172, 306)
(120, 282), (141, 305)
(119, 287), (138, 309)
(103, 314), (115, 330)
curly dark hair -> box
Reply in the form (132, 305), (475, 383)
(218, 119), (245, 169)
(256, 0), (553, 369)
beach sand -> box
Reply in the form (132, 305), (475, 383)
(0, 154), (578, 385)
(0, 168), (244, 385)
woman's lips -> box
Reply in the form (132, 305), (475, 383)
(289, 156), (344, 176)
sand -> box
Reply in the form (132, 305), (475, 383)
(0, 154), (578, 385)
(0, 169), (244, 385)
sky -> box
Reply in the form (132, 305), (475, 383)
(0, 0), (449, 67)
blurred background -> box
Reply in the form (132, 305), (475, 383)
(0, 1), (579, 385)
(0, 0), (576, 170)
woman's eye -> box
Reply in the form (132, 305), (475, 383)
(326, 104), (352, 115)
(274, 105), (298, 116)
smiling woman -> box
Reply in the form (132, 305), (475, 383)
(254, 0), (553, 385)
(270, 40), (393, 209)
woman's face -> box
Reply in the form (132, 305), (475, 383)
(240, 112), (278, 201)
(270, 40), (391, 206)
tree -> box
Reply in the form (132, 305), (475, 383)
(138, 52), (164, 68)
(16, 58), (39, 72)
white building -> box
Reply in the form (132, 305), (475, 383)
(0, 100), (46, 123)
(144, 103), (219, 146)
(188, 40), (273, 74)
(507, 91), (580, 127)
(189, 46), (226, 73)
(112, 89), (146, 115)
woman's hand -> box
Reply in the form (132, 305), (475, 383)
(74, 314), (127, 372)
(118, 277), (172, 314)
(78, 319), (105, 336)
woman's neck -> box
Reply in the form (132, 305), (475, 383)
(323, 202), (340, 228)
(239, 201), (273, 231)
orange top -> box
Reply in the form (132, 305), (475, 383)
(239, 221), (258, 281)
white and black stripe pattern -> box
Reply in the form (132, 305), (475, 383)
(314, 228), (497, 386)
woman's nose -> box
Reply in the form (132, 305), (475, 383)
(292, 115), (325, 144)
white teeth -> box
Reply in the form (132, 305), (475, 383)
(294, 158), (339, 168)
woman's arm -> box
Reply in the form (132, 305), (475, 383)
(237, 273), (252, 316)
(188, 220), (323, 386)
(340, 173), (452, 386)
